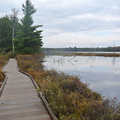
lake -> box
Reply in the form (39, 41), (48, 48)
(43, 55), (120, 100)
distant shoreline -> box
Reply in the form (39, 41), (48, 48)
(44, 51), (120, 57)
(43, 47), (120, 57)
(63, 52), (120, 57)
(43, 49), (120, 57)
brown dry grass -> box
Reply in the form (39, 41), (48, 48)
(16, 54), (120, 120)
(64, 52), (120, 57)
(0, 55), (9, 87)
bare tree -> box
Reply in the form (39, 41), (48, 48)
(11, 8), (19, 55)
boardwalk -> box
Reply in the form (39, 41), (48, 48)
(0, 59), (51, 120)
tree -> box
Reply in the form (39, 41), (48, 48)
(15, 0), (43, 54)
(0, 16), (12, 52)
(11, 8), (19, 55)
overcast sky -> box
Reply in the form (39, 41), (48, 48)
(0, 0), (120, 48)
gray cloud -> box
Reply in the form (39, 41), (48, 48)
(0, 0), (120, 47)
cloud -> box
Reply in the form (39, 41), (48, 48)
(43, 31), (120, 48)
(0, 0), (120, 48)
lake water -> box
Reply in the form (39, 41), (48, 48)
(43, 55), (120, 99)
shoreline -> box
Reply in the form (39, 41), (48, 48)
(51, 52), (120, 57)
(67, 52), (120, 57)
(16, 54), (120, 120)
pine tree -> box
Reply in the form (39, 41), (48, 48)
(0, 16), (13, 52)
(15, 0), (43, 54)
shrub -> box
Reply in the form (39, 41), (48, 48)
(17, 54), (120, 120)
(0, 55), (9, 87)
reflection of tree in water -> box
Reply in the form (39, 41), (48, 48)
(52, 56), (65, 67)
(111, 57), (120, 74)
(112, 57), (116, 66)
(88, 56), (96, 70)
(68, 56), (76, 65)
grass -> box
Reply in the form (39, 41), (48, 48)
(0, 55), (9, 87)
(44, 50), (120, 57)
(63, 52), (120, 57)
(16, 54), (120, 120)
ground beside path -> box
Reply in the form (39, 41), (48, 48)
(0, 59), (51, 120)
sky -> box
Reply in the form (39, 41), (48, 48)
(0, 0), (120, 48)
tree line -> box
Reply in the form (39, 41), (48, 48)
(0, 0), (43, 54)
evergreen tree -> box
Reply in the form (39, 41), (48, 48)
(15, 0), (43, 54)
(0, 16), (13, 52)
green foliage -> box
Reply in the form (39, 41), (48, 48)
(0, 12), (19, 54)
(0, 0), (42, 54)
(15, 0), (43, 54)
(0, 16), (12, 52)
(22, 0), (36, 26)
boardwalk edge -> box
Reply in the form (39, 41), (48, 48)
(20, 71), (58, 120)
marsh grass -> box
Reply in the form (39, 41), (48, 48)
(0, 55), (9, 87)
(63, 52), (120, 57)
(17, 54), (120, 120)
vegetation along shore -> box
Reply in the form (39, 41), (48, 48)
(16, 54), (120, 120)
(64, 52), (120, 57)
(43, 49), (120, 57)
(0, 55), (9, 88)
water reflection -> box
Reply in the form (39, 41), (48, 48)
(43, 56), (120, 99)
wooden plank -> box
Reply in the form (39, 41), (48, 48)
(0, 59), (51, 120)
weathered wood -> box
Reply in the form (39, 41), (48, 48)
(0, 59), (51, 120)
(20, 71), (58, 120)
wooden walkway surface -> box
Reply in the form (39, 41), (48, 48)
(0, 59), (51, 120)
